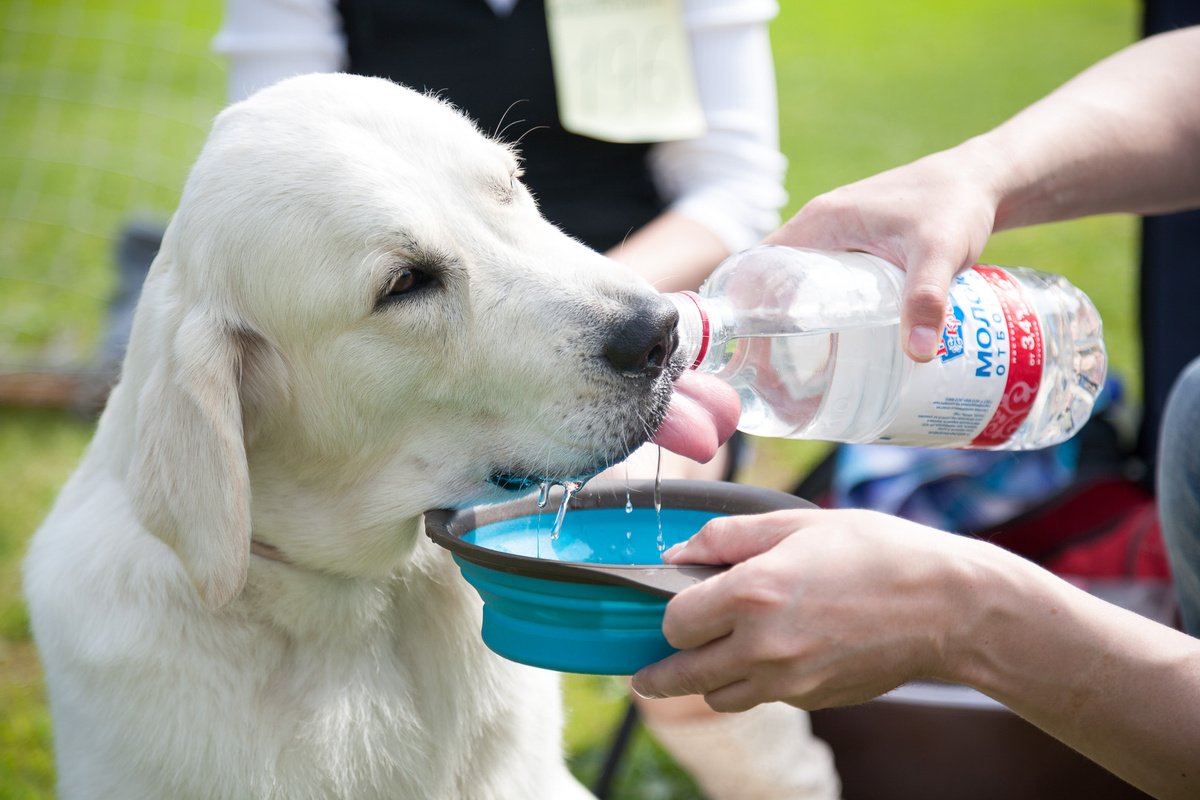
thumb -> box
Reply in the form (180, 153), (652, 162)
(662, 510), (812, 566)
(899, 257), (959, 363)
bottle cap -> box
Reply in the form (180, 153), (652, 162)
(675, 291), (710, 370)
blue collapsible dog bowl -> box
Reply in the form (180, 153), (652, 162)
(424, 480), (812, 675)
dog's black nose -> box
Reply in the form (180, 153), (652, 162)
(604, 294), (679, 377)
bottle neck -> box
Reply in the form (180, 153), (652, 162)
(666, 291), (711, 371)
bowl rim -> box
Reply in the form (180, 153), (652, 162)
(424, 479), (812, 598)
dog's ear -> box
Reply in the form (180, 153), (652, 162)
(129, 307), (253, 609)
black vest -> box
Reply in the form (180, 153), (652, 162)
(337, 0), (665, 252)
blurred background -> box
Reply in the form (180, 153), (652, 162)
(0, 0), (1139, 796)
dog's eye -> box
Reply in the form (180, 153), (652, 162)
(498, 169), (524, 204)
(385, 268), (428, 298)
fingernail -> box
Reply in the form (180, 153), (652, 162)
(660, 543), (685, 562)
(909, 325), (939, 361)
(631, 677), (661, 700)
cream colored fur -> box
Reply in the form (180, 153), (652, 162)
(23, 73), (679, 799)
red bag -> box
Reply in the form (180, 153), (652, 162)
(974, 475), (1171, 580)
(972, 475), (1178, 629)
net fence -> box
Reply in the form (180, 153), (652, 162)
(0, 0), (225, 385)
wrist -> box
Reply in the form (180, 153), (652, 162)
(915, 534), (1001, 685)
(880, 526), (1014, 687)
(937, 538), (1067, 695)
(939, 135), (1015, 232)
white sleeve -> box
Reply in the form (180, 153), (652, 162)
(649, 0), (788, 252)
(212, 0), (346, 104)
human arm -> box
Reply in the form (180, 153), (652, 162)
(613, 0), (787, 291)
(214, 0), (344, 104)
(606, 211), (730, 292)
(630, 509), (1200, 799)
(768, 25), (1200, 361)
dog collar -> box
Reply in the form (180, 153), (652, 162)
(250, 540), (291, 565)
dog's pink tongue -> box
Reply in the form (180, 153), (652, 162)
(651, 370), (741, 463)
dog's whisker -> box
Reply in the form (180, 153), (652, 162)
(491, 98), (529, 142)
(511, 124), (550, 149)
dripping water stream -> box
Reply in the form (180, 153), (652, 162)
(550, 480), (581, 540)
(625, 463), (633, 514)
(536, 481), (551, 558)
(654, 446), (664, 551)
(536, 447), (666, 553)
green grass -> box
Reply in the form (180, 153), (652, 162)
(0, 0), (1140, 796)
(0, 0), (225, 364)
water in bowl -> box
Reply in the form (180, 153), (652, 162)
(465, 506), (719, 567)
(536, 446), (670, 547)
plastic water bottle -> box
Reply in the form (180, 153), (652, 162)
(666, 246), (1106, 450)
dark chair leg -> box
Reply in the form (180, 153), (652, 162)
(593, 701), (641, 799)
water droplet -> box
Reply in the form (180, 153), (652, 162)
(625, 491), (633, 514)
(537, 481), (550, 509)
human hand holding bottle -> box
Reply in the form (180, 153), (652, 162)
(763, 143), (1004, 363)
(765, 27), (1200, 367)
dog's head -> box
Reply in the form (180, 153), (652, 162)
(120, 74), (681, 607)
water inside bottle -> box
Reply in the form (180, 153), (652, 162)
(715, 324), (905, 441)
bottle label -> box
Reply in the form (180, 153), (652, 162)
(876, 266), (1043, 447)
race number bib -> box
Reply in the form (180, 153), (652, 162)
(544, 0), (707, 143)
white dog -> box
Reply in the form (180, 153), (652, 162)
(23, 73), (691, 799)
